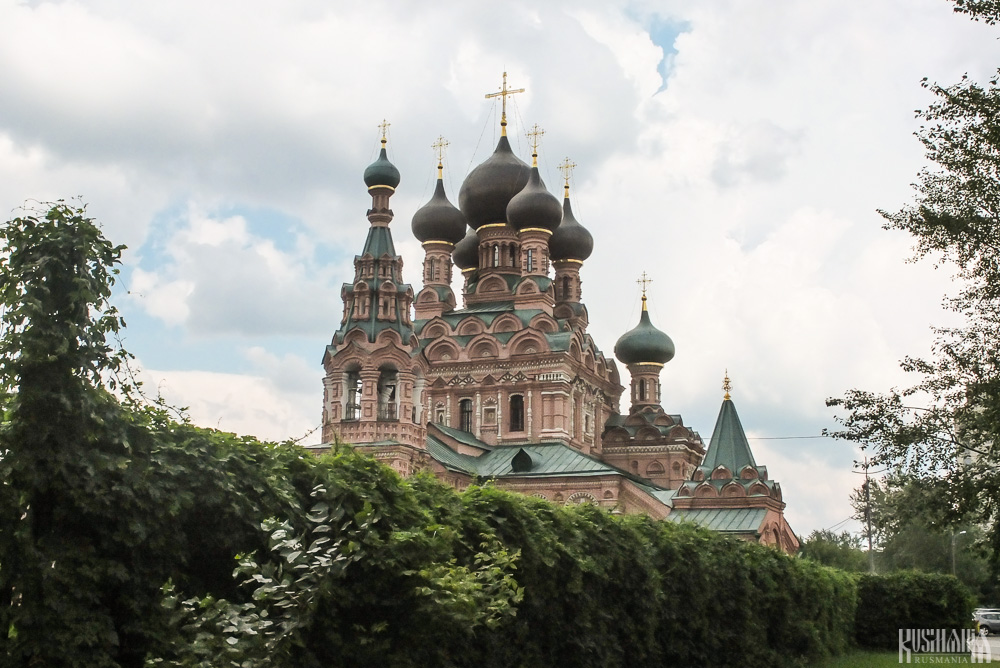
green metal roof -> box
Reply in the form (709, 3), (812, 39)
(359, 225), (397, 258)
(423, 426), (669, 489)
(699, 399), (757, 473)
(603, 406), (701, 441)
(475, 443), (620, 478)
(667, 507), (767, 533)
(427, 437), (482, 474)
(432, 423), (495, 450)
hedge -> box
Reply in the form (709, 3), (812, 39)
(150, 448), (974, 668)
(854, 571), (974, 650)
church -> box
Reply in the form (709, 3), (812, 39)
(310, 78), (799, 554)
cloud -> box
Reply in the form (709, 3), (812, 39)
(4, 0), (1000, 537)
(128, 205), (341, 337)
(139, 346), (322, 442)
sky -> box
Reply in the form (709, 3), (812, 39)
(2, 0), (998, 538)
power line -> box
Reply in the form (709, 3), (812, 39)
(747, 435), (832, 440)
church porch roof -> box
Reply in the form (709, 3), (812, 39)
(667, 507), (769, 534)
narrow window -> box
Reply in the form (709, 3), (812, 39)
(509, 394), (525, 432)
(638, 380), (646, 402)
(526, 249), (534, 272)
(459, 399), (473, 432)
(562, 275), (571, 299)
(377, 370), (397, 420)
(346, 371), (362, 420)
(493, 245), (499, 267)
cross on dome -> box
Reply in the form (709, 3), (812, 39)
(558, 157), (577, 197)
(723, 371), (732, 400)
(378, 119), (390, 145)
(526, 124), (545, 166)
(484, 71), (524, 136)
(432, 135), (449, 177)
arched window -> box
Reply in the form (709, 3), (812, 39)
(377, 369), (398, 420)
(492, 245), (499, 267)
(509, 394), (525, 432)
(459, 399), (473, 432)
(345, 370), (362, 420)
(638, 380), (646, 402)
(562, 275), (571, 299)
(509, 246), (517, 266)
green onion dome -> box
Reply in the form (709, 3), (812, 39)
(549, 195), (593, 261)
(363, 146), (401, 189)
(506, 166), (562, 232)
(614, 299), (675, 365)
(458, 135), (530, 229)
(453, 229), (479, 271)
(412, 177), (467, 244)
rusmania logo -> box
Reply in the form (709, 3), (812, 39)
(898, 629), (992, 664)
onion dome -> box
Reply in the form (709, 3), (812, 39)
(507, 166), (562, 232)
(363, 143), (401, 189)
(453, 229), (479, 271)
(458, 135), (530, 229)
(550, 195), (593, 261)
(614, 297), (675, 365)
(412, 178), (468, 243)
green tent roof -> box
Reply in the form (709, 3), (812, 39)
(359, 225), (396, 258)
(699, 399), (757, 473)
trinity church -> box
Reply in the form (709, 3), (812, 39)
(311, 78), (799, 554)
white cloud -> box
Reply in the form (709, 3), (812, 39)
(3, 0), (998, 536)
(128, 205), (340, 337)
(143, 366), (318, 442)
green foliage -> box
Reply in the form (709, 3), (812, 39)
(799, 530), (869, 573)
(145, 452), (524, 668)
(854, 572), (973, 650)
(954, 0), (1000, 25)
(848, 476), (997, 603)
(0, 203), (314, 666)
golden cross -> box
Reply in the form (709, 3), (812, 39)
(378, 119), (390, 144)
(723, 370), (732, 400)
(432, 135), (449, 176)
(526, 124), (544, 166)
(637, 271), (652, 296)
(484, 71), (524, 135)
(637, 271), (652, 310)
(558, 157), (576, 197)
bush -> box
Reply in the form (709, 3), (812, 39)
(854, 571), (974, 649)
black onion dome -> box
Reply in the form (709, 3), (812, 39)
(363, 147), (401, 189)
(411, 178), (468, 243)
(614, 305), (675, 365)
(506, 167), (562, 232)
(549, 196), (593, 261)
(453, 229), (479, 271)
(458, 135), (530, 229)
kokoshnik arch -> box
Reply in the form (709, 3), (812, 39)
(310, 76), (798, 554)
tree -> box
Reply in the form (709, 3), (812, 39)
(846, 476), (996, 602)
(828, 1), (1000, 579)
(0, 203), (309, 667)
(798, 530), (868, 572)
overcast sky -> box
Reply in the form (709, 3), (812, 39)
(3, 0), (998, 537)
